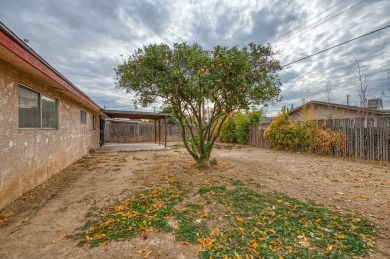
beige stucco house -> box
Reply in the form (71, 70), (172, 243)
(287, 101), (388, 121)
(0, 23), (102, 208)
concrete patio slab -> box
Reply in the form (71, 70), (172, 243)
(96, 143), (167, 152)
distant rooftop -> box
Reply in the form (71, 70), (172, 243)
(288, 100), (388, 116)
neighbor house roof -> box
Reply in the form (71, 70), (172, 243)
(287, 100), (388, 117)
(0, 22), (101, 112)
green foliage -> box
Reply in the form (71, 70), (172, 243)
(248, 110), (263, 124)
(219, 116), (236, 143)
(115, 42), (281, 165)
(220, 110), (263, 144)
(160, 106), (178, 124)
(234, 112), (250, 144)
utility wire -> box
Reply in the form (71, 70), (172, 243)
(269, 0), (348, 44)
(282, 24), (390, 67)
(276, 0), (367, 46)
(240, 0), (302, 45)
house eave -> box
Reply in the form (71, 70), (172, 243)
(0, 22), (101, 112)
(288, 101), (387, 116)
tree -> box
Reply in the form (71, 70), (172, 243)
(115, 42), (281, 166)
(354, 57), (370, 108)
(324, 80), (333, 103)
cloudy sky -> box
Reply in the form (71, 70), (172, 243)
(1, 0), (389, 115)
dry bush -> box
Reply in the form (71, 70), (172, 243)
(264, 110), (346, 156)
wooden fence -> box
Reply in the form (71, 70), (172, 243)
(249, 117), (390, 161)
(104, 122), (182, 143)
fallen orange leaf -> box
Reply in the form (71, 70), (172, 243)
(335, 234), (346, 239)
(137, 249), (146, 254)
(235, 216), (243, 222)
(143, 251), (152, 259)
(198, 238), (205, 245)
(286, 246), (293, 253)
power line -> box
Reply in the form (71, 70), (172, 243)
(240, 0), (302, 45)
(269, 0), (349, 44)
(276, 0), (367, 46)
(282, 59), (390, 80)
(282, 24), (390, 67)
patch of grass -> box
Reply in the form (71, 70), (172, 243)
(79, 179), (191, 247)
(175, 202), (209, 243)
(197, 185), (227, 195)
(77, 178), (375, 258)
(77, 158), (90, 164)
(176, 217), (209, 243)
(196, 186), (375, 258)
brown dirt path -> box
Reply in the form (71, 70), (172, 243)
(0, 144), (389, 258)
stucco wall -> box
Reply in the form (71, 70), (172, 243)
(0, 58), (100, 209)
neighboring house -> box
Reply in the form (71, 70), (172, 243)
(0, 22), (102, 208)
(287, 101), (388, 121)
(260, 116), (272, 124)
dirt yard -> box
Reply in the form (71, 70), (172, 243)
(0, 143), (389, 258)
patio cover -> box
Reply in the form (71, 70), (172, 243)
(101, 109), (172, 148)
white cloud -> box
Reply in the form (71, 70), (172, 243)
(0, 0), (389, 116)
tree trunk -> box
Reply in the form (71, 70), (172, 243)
(197, 156), (210, 168)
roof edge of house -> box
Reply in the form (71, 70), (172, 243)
(287, 100), (387, 115)
(0, 21), (101, 112)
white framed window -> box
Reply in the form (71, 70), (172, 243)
(81, 110), (87, 124)
(19, 84), (58, 129)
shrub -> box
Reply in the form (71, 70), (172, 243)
(263, 112), (294, 150)
(264, 112), (345, 154)
(220, 116), (236, 143)
(234, 112), (250, 144)
(220, 110), (263, 144)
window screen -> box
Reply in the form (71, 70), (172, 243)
(19, 85), (58, 129)
(41, 95), (57, 128)
(19, 86), (40, 128)
(81, 110), (87, 124)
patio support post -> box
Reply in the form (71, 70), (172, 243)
(154, 119), (157, 144)
(158, 119), (161, 145)
(164, 116), (167, 149)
